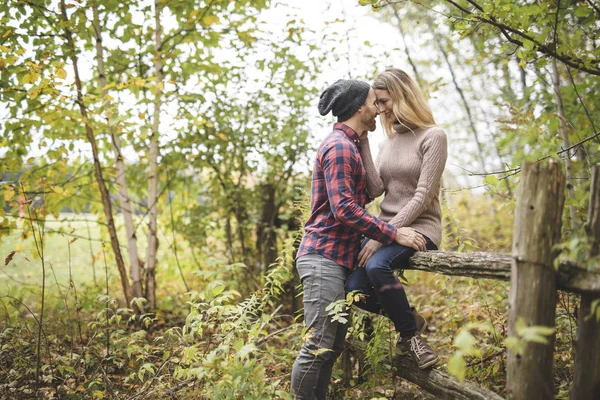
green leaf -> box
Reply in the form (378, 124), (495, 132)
(574, 7), (592, 17)
(522, 39), (534, 50)
(447, 353), (466, 383)
(484, 175), (500, 186)
(212, 285), (225, 296)
(453, 329), (477, 355)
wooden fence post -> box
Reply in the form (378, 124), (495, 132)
(571, 165), (600, 399)
(507, 161), (565, 400)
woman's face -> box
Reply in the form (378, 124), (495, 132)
(374, 89), (394, 120)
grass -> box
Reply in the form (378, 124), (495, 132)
(0, 212), (192, 303)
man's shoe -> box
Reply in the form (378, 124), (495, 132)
(412, 307), (427, 334)
(399, 335), (440, 370)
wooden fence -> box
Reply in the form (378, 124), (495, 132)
(351, 161), (600, 400)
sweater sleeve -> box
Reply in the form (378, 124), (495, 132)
(387, 128), (448, 228)
(359, 138), (385, 198)
(322, 140), (397, 245)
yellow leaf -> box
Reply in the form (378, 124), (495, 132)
(56, 68), (67, 79)
(138, 112), (145, 119)
(2, 30), (11, 38)
(202, 15), (220, 26)
(3, 188), (15, 202)
(217, 133), (228, 141)
(0, 45), (9, 53)
(28, 88), (40, 100)
(101, 82), (116, 91)
(16, 244), (23, 252)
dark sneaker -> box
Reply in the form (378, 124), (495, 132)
(412, 307), (427, 334)
(400, 335), (440, 369)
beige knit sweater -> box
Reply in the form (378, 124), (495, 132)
(360, 124), (448, 247)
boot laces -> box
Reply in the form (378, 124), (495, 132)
(409, 336), (427, 360)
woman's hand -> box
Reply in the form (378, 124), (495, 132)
(357, 239), (383, 268)
(393, 227), (427, 252)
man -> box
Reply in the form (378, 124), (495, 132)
(291, 79), (427, 399)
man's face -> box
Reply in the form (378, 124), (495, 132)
(360, 88), (380, 136)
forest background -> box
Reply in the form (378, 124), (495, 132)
(0, 0), (598, 398)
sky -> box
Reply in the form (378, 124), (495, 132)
(2, 0), (490, 190)
(266, 0), (485, 189)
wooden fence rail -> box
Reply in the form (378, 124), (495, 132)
(349, 161), (600, 399)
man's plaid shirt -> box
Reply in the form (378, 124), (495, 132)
(297, 123), (397, 269)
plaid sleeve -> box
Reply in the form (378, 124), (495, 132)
(321, 141), (396, 245)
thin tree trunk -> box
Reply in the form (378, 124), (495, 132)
(60, 0), (132, 305)
(467, 59), (514, 196)
(256, 183), (278, 269)
(391, 6), (422, 86)
(434, 35), (487, 173)
(571, 165), (600, 399)
(92, 6), (143, 299)
(145, 0), (163, 308)
(552, 59), (579, 232)
(225, 216), (235, 264)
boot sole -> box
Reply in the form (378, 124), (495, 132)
(418, 355), (440, 370)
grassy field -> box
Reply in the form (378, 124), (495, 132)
(0, 213), (173, 300)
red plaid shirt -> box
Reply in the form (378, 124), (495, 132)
(297, 123), (397, 269)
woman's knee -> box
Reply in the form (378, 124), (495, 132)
(364, 260), (391, 279)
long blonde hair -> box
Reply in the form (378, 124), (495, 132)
(372, 68), (436, 137)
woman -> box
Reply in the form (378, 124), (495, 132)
(346, 68), (448, 370)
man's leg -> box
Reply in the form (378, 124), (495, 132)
(291, 254), (348, 400)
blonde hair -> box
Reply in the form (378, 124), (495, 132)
(372, 68), (436, 137)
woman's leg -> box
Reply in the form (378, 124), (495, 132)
(345, 267), (383, 314)
(363, 236), (437, 338)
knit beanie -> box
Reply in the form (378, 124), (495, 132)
(318, 79), (371, 122)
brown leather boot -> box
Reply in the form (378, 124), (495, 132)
(399, 335), (440, 370)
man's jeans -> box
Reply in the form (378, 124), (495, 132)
(291, 254), (348, 400)
(345, 235), (437, 337)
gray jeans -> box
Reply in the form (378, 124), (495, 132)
(291, 254), (349, 400)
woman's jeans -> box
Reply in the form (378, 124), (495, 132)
(291, 254), (349, 400)
(345, 235), (437, 337)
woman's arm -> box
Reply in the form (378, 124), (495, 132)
(359, 138), (385, 198)
(388, 128), (448, 228)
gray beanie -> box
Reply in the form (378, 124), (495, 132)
(318, 79), (371, 122)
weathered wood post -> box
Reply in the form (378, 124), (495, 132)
(507, 161), (565, 400)
(571, 165), (600, 399)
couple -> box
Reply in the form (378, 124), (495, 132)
(291, 68), (448, 399)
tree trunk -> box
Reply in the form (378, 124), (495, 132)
(145, 0), (163, 308)
(405, 251), (600, 294)
(571, 164), (600, 399)
(92, 6), (143, 299)
(349, 341), (504, 400)
(432, 31), (487, 174)
(552, 59), (579, 232)
(256, 183), (278, 269)
(60, 0), (132, 304)
(391, 6), (422, 86)
(506, 160), (565, 400)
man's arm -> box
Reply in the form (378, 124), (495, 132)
(321, 140), (396, 245)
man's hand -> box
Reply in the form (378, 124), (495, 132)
(357, 239), (383, 268)
(394, 227), (427, 252)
